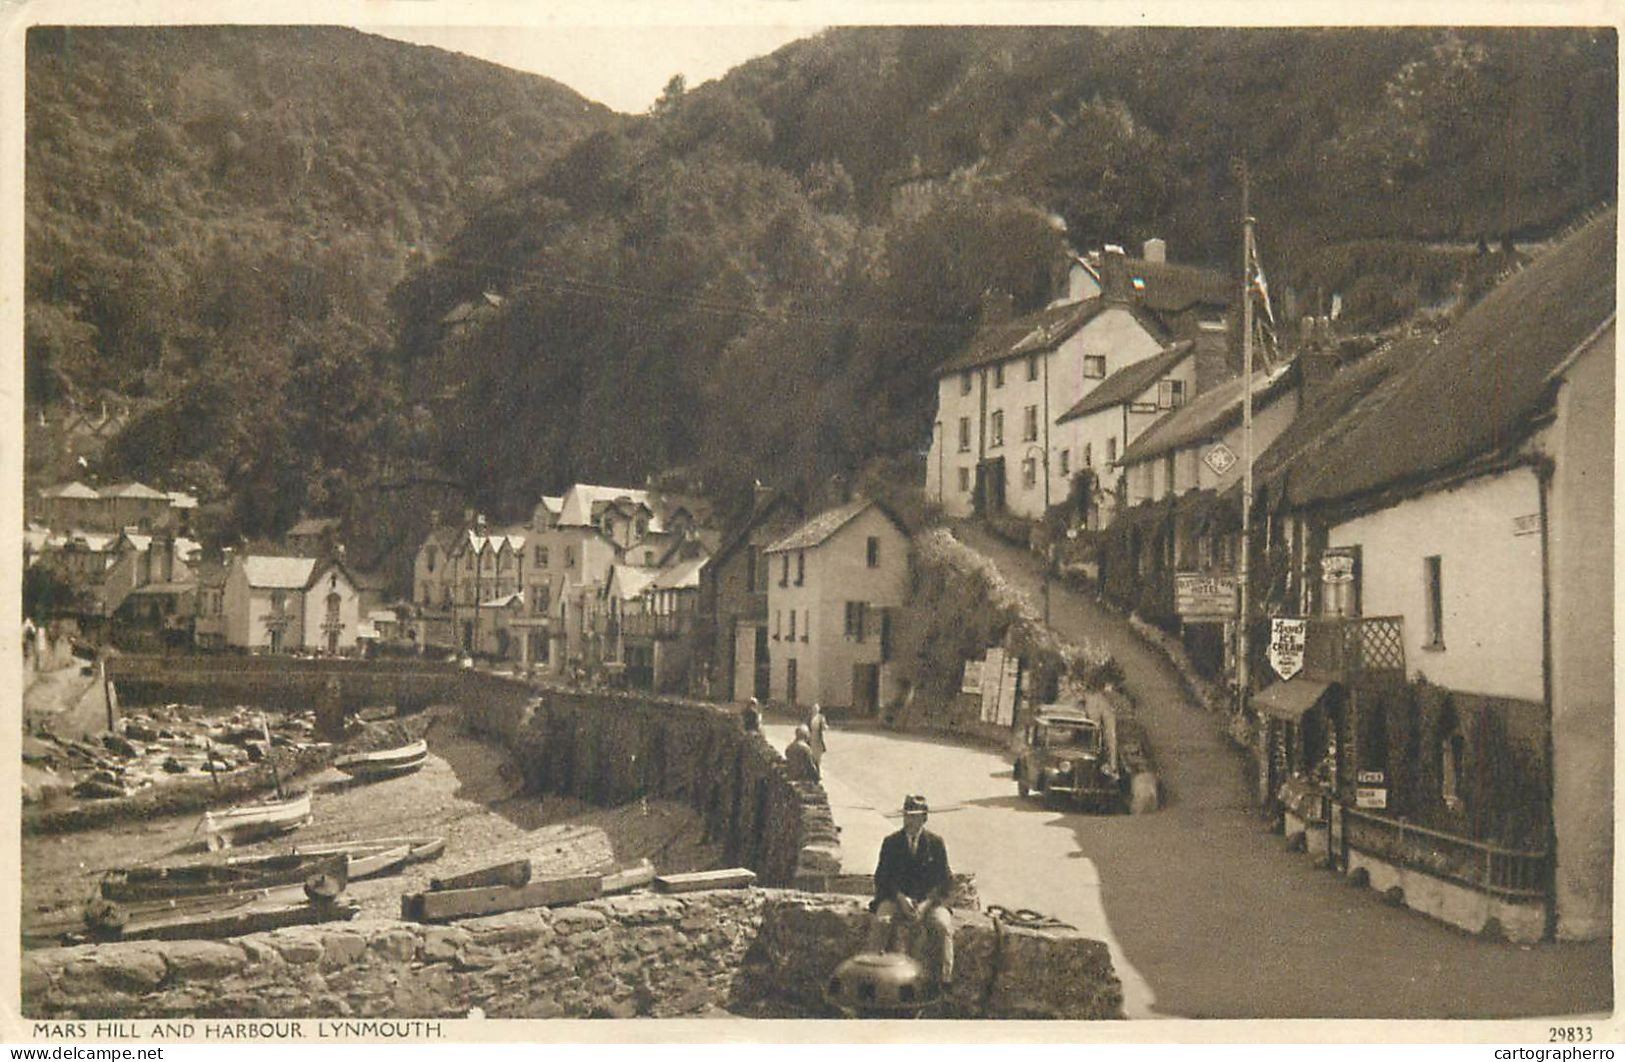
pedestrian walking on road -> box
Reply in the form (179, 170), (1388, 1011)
(806, 702), (828, 767)
(868, 794), (954, 986)
(785, 725), (820, 782)
(741, 697), (762, 733)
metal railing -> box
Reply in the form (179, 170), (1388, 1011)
(1342, 805), (1549, 900)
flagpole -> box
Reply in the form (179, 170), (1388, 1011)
(1237, 164), (1254, 716)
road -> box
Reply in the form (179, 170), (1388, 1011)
(772, 525), (1613, 1020)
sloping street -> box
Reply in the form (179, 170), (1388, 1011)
(770, 525), (1612, 1020)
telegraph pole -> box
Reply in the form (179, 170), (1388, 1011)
(1237, 163), (1255, 715)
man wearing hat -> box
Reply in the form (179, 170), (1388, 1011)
(867, 794), (954, 985)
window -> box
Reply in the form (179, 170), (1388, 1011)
(325, 592), (340, 622)
(960, 371), (972, 396)
(957, 417), (971, 453)
(802, 609), (811, 642)
(426, 546), (437, 573)
(535, 545), (548, 567)
(1424, 555), (1444, 647)
(1084, 443), (1093, 468)
(533, 586), (550, 615)
(844, 601), (867, 641)
(270, 590), (286, 612)
(773, 609), (781, 641)
(1027, 355), (1039, 381)
(994, 363), (1005, 388)
(788, 610), (796, 640)
(1022, 457), (1038, 489)
(1083, 355), (1106, 379)
(1106, 437), (1118, 464)
(795, 551), (805, 585)
(866, 536), (880, 568)
(1023, 405), (1038, 442)
(745, 547), (757, 592)
(1158, 379), (1187, 409)
(499, 549), (512, 572)
(565, 547), (576, 568)
(957, 467), (971, 493)
(990, 411), (1004, 448)
(879, 609), (893, 662)
(780, 555), (790, 587)
(1059, 449), (1071, 477)
(756, 551), (770, 593)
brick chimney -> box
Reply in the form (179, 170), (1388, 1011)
(1142, 237), (1166, 263)
(1193, 321), (1234, 394)
(1100, 245), (1131, 302)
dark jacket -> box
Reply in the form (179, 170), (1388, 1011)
(870, 828), (950, 911)
(785, 739), (820, 782)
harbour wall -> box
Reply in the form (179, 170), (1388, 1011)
(22, 891), (1124, 1020)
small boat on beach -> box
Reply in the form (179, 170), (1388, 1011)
(101, 850), (346, 902)
(333, 740), (428, 781)
(294, 835), (446, 871)
(202, 789), (312, 851)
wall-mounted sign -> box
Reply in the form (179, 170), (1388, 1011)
(1321, 550), (1357, 584)
(1268, 618), (1307, 681)
(1175, 572), (1238, 619)
(1355, 787), (1388, 809)
(961, 659), (984, 695)
(1512, 513), (1541, 537)
(1356, 770), (1386, 785)
(1203, 443), (1238, 476)
(1129, 401), (1159, 414)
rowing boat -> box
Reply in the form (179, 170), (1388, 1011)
(202, 789), (312, 851)
(333, 740), (428, 781)
(294, 835), (446, 868)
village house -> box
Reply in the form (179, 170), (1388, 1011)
(604, 563), (662, 686)
(925, 240), (1229, 521)
(192, 554), (230, 650)
(639, 556), (707, 693)
(33, 479), (193, 535)
(763, 498), (910, 714)
(285, 516), (343, 557)
(223, 554), (363, 654)
(697, 488), (805, 703)
(99, 530), (201, 646)
(1228, 210), (1615, 944)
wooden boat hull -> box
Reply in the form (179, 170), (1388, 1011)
(334, 740), (428, 780)
(345, 844), (411, 881)
(202, 791), (313, 851)
(102, 852), (346, 902)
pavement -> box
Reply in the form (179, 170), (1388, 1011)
(765, 525), (1614, 1021)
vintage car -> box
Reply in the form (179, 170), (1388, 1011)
(1013, 704), (1125, 811)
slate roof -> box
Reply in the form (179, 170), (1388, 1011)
(1110, 257), (1232, 315)
(100, 482), (169, 500)
(1119, 366), (1294, 465)
(1282, 208), (1616, 509)
(765, 498), (905, 554)
(166, 491), (199, 510)
(41, 481), (98, 499)
(480, 591), (525, 609)
(937, 298), (1170, 376)
(241, 556), (318, 589)
(557, 484), (661, 530)
(651, 557), (706, 592)
(1056, 342), (1196, 424)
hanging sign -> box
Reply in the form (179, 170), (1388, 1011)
(1175, 572), (1238, 619)
(1355, 787), (1388, 809)
(1203, 443), (1238, 476)
(1268, 618), (1307, 681)
(1321, 550), (1356, 584)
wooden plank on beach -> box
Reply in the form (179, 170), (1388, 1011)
(402, 874), (601, 923)
(108, 898), (361, 943)
(429, 859), (531, 892)
(653, 868), (756, 894)
(600, 859), (656, 896)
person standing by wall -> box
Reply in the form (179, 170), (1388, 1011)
(807, 702), (828, 769)
(741, 696), (762, 733)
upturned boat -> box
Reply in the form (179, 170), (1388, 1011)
(101, 850), (344, 901)
(333, 740), (428, 781)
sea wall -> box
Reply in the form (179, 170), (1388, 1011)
(455, 674), (840, 887)
(22, 890), (1123, 1020)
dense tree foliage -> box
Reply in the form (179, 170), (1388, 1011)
(26, 25), (1616, 588)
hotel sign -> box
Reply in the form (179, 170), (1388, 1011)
(1175, 572), (1238, 619)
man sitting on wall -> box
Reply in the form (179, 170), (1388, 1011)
(867, 794), (954, 985)
(784, 724), (820, 782)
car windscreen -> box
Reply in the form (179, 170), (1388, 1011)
(1038, 724), (1098, 748)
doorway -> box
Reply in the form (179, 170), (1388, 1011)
(753, 626), (771, 701)
(785, 658), (798, 706)
(853, 663), (880, 715)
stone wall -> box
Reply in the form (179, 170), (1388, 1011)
(22, 890), (1122, 1020)
(106, 655), (467, 716)
(455, 676), (839, 887)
